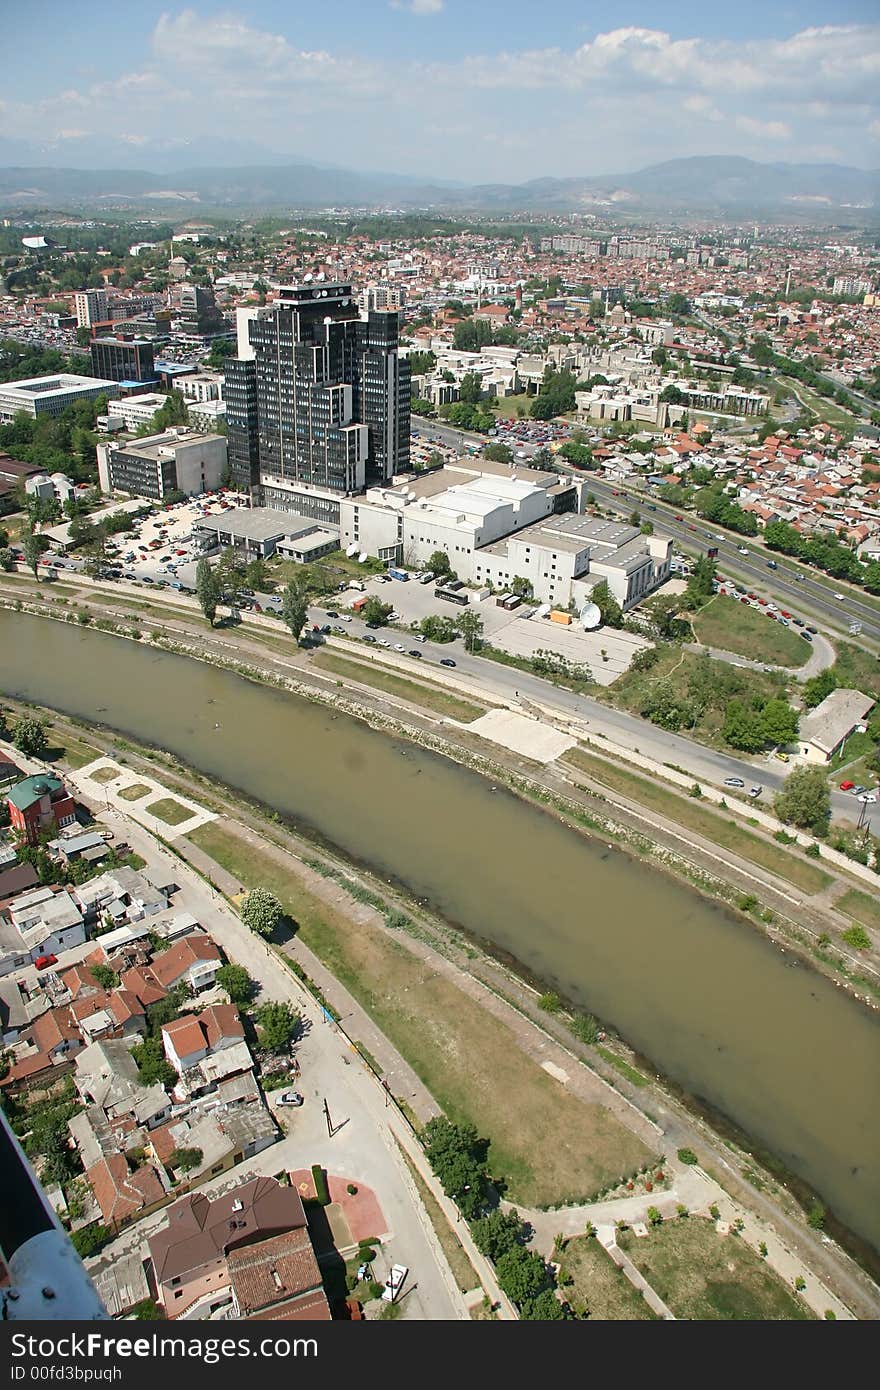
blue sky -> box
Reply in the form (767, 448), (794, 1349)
(2, 3), (879, 178)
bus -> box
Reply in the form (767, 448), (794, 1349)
(435, 586), (469, 607)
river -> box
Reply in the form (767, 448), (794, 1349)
(3, 610), (879, 1253)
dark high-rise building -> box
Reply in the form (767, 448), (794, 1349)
(90, 334), (155, 384)
(174, 285), (229, 340)
(224, 356), (260, 497)
(224, 284), (409, 520)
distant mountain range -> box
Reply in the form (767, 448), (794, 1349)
(0, 154), (877, 219)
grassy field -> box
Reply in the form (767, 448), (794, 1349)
(775, 376), (859, 433)
(491, 394), (532, 420)
(187, 820), (655, 1206)
(562, 747), (832, 896)
(558, 1236), (657, 1320)
(117, 782), (152, 801)
(146, 797), (192, 825)
(53, 734), (103, 770)
(310, 650), (484, 722)
(692, 595), (810, 668)
(836, 888), (880, 932)
(618, 1216), (814, 1320)
(827, 641), (880, 703)
(601, 646), (790, 751)
(398, 1146), (479, 1294)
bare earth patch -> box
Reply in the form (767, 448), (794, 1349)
(117, 782), (152, 801)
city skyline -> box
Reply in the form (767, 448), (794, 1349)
(1, 3), (878, 181)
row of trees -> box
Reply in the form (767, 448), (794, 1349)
(763, 521), (880, 593)
(422, 1118), (566, 1319)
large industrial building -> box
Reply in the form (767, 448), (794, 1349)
(0, 373), (117, 422)
(97, 429), (227, 501)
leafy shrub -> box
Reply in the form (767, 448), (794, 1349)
(677, 1147), (698, 1166)
(311, 1163), (330, 1206)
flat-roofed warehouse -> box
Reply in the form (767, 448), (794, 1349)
(194, 506), (339, 559)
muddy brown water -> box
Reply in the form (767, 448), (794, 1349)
(3, 610), (878, 1252)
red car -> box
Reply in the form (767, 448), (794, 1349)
(839, 781), (855, 791)
(175, 548), (186, 555)
(34, 954), (57, 971)
(674, 515), (683, 521)
(780, 611), (791, 619)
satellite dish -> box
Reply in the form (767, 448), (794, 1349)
(358, 552), (368, 563)
(346, 543), (358, 557)
(580, 602), (602, 630)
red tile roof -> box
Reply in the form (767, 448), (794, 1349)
(87, 1154), (166, 1224)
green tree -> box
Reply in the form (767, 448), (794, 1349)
(456, 609), (484, 653)
(722, 699), (766, 752)
(428, 550), (452, 578)
(12, 715), (49, 759)
(558, 441), (594, 470)
(802, 668), (837, 709)
(761, 698), (799, 748)
(522, 1290), (567, 1320)
(216, 963), (255, 1004)
(458, 372), (482, 405)
(774, 767), (831, 835)
(470, 1208), (524, 1261)
(130, 1036), (176, 1088)
(495, 1247), (550, 1306)
(280, 583), (308, 641)
(195, 558), (221, 626)
(483, 442), (513, 464)
(684, 554), (716, 608)
(168, 1147), (203, 1173)
(362, 596), (393, 626)
(90, 964), (120, 991)
(422, 1117), (487, 1219)
(418, 614), (456, 643)
(0, 547), (14, 572)
(863, 561), (880, 596)
(652, 346), (669, 367)
(241, 886), (283, 938)
(21, 531), (49, 578)
(591, 580), (623, 629)
(255, 1000), (299, 1052)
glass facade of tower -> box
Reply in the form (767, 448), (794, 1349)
(224, 283), (409, 506)
(224, 357), (260, 496)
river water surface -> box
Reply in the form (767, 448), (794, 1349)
(3, 610), (878, 1251)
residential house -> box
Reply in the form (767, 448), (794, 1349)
(148, 933), (221, 995)
(799, 689), (875, 764)
(0, 886), (86, 975)
(86, 1153), (167, 1227)
(148, 1177), (330, 1320)
(6, 775), (77, 846)
(161, 1005), (244, 1075)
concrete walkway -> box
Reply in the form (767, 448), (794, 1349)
(74, 756), (216, 840)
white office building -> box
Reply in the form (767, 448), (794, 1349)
(0, 373), (117, 422)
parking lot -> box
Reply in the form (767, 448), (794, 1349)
(320, 572), (651, 685)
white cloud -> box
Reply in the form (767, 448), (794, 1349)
(390, 0), (444, 12)
(734, 115), (792, 141)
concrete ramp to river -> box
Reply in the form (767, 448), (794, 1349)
(462, 708), (575, 764)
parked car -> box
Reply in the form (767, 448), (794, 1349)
(839, 781), (856, 791)
(362, 634), (376, 644)
(393, 643), (406, 652)
(326, 610), (339, 618)
(278, 1091), (304, 1107)
(723, 777), (745, 788)
(748, 786), (763, 799)
(440, 657), (456, 667)
(859, 792), (877, 804)
(774, 752), (790, 762)
(34, 954), (57, 971)
(850, 786), (867, 797)
(377, 638), (391, 647)
(381, 1265), (409, 1302)
(408, 649), (422, 658)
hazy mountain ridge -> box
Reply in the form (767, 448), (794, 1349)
(0, 155), (876, 217)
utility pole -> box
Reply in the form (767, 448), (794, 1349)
(322, 1096), (334, 1139)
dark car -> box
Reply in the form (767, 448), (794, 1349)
(806, 625), (818, 634)
(440, 658), (456, 668)
(326, 610), (339, 618)
(362, 634), (377, 644)
(408, 649), (422, 658)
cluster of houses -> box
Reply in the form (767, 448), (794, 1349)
(0, 763), (303, 1317)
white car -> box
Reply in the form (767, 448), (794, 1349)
(394, 643), (406, 652)
(724, 777), (745, 788)
(337, 613), (352, 622)
(834, 593), (844, 601)
(377, 638), (391, 647)
(737, 546), (749, 555)
(381, 1264), (409, 1301)
(858, 792), (877, 804)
